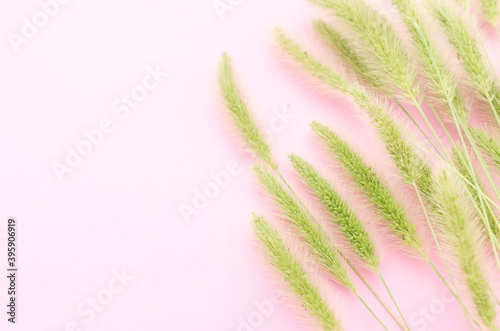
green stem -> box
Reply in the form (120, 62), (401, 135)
(423, 95), (500, 212)
(355, 293), (390, 331)
(413, 99), (452, 163)
(377, 270), (411, 330)
(421, 94), (500, 275)
(437, 96), (500, 275)
(488, 284), (500, 307)
(486, 92), (500, 130)
(412, 181), (475, 330)
(342, 254), (406, 330)
(394, 97), (443, 158)
(424, 257), (480, 329)
(416, 94), (500, 287)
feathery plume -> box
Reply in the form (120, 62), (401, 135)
(452, 146), (500, 237)
(220, 50), (397, 329)
(218, 54), (276, 168)
(430, 2), (500, 121)
(307, 0), (418, 100)
(290, 154), (380, 270)
(313, 20), (384, 90)
(311, 122), (423, 252)
(392, 0), (468, 123)
(253, 214), (342, 331)
(453, 0), (471, 8)
(275, 29), (350, 93)
(276, 30), (434, 192)
(429, 169), (496, 329)
(479, 0), (499, 25)
(253, 164), (355, 291)
(470, 126), (500, 171)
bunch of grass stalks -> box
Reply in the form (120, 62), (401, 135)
(216, 0), (500, 328)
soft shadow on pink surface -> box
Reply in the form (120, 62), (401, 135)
(0, 0), (499, 330)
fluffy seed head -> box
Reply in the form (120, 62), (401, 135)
(290, 153), (380, 270)
(479, 0), (499, 25)
(254, 164), (355, 291)
(311, 121), (423, 252)
(308, 0), (418, 100)
(313, 20), (385, 91)
(275, 31), (433, 200)
(429, 169), (496, 329)
(275, 29), (349, 93)
(218, 54), (276, 168)
(392, 0), (468, 122)
(253, 214), (342, 330)
(469, 126), (500, 172)
(430, 2), (500, 120)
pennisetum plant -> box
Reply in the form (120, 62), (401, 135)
(429, 1), (500, 126)
(312, 20), (385, 92)
(253, 164), (355, 292)
(289, 154), (381, 271)
(310, 122), (422, 253)
(253, 214), (342, 330)
(215, 0), (500, 328)
(218, 53), (406, 330)
(452, 146), (500, 238)
(307, 0), (500, 231)
(470, 126), (500, 172)
(289, 153), (411, 329)
(274, 24), (486, 329)
(429, 169), (497, 329)
(479, 0), (499, 31)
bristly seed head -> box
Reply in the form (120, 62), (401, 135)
(253, 214), (342, 330)
(219, 54), (277, 169)
(311, 121), (423, 252)
(290, 153), (380, 270)
(253, 164), (356, 291)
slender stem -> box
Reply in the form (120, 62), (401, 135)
(413, 17), (500, 218)
(416, 95), (500, 277)
(413, 99), (452, 163)
(355, 293), (390, 331)
(404, 122), (500, 214)
(377, 270), (411, 331)
(342, 254), (406, 330)
(411, 181), (475, 330)
(417, 93), (500, 321)
(441, 99), (500, 272)
(422, 95), (500, 274)
(463, 125), (500, 204)
(415, 19), (500, 221)
(424, 257), (480, 329)
(488, 284), (500, 307)
(486, 93), (500, 130)
(394, 97), (442, 158)
(424, 95), (500, 212)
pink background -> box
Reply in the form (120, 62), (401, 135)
(0, 0), (499, 330)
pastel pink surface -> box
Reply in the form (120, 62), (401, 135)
(0, 1), (499, 330)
